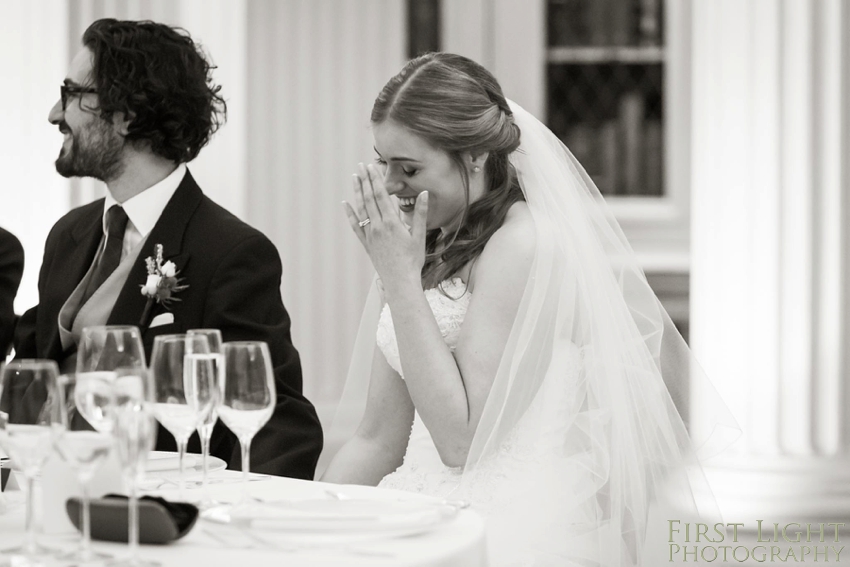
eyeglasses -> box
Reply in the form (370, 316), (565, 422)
(60, 84), (98, 111)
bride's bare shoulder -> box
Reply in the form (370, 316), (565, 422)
(469, 202), (536, 292)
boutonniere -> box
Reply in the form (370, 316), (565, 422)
(139, 244), (188, 327)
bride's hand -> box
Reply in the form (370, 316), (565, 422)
(343, 163), (429, 286)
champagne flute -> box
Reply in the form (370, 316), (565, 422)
(108, 368), (158, 567)
(183, 351), (224, 509)
(218, 342), (275, 504)
(149, 335), (211, 499)
(54, 373), (116, 563)
(0, 360), (62, 560)
(77, 326), (146, 373)
(186, 330), (223, 499)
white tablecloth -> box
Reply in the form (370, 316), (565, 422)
(0, 468), (488, 567)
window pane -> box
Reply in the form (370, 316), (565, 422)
(546, 0), (665, 197)
(547, 0), (664, 47)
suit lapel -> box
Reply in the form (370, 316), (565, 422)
(106, 171), (202, 331)
(44, 203), (103, 359)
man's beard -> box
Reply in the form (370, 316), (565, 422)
(55, 118), (125, 182)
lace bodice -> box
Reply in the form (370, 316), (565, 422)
(375, 277), (471, 378)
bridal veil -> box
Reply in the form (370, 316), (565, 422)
(323, 100), (739, 566)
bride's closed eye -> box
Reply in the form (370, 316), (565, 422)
(374, 157), (418, 177)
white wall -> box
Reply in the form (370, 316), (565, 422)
(0, 1), (71, 312)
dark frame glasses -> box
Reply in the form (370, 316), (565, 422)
(60, 85), (98, 111)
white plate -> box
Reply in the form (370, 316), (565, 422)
(219, 499), (458, 540)
(144, 450), (226, 477)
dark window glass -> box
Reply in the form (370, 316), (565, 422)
(546, 0), (665, 196)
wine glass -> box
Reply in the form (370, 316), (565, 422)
(186, 330), (223, 496)
(218, 342), (275, 504)
(109, 368), (158, 567)
(149, 334), (211, 499)
(54, 373), (116, 563)
(77, 326), (146, 373)
(183, 351), (224, 509)
(0, 360), (62, 560)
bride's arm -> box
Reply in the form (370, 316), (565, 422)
(321, 346), (415, 485)
(384, 207), (536, 467)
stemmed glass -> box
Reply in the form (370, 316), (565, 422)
(77, 325), (146, 373)
(54, 373), (116, 563)
(149, 334), (211, 499)
(218, 342), (275, 504)
(109, 368), (158, 567)
(0, 360), (62, 561)
(186, 329), (224, 504)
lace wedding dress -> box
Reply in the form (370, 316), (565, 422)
(374, 278), (602, 565)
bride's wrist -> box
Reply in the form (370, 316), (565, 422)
(381, 272), (423, 303)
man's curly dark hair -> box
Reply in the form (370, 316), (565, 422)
(82, 18), (227, 163)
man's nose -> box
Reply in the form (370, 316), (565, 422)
(48, 99), (63, 125)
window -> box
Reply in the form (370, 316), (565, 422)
(546, 0), (665, 197)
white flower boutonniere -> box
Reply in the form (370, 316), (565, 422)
(139, 244), (188, 326)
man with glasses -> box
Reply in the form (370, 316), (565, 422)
(12, 18), (323, 480)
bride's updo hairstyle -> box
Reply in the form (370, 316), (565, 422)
(371, 52), (524, 289)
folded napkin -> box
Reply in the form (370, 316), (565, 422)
(145, 453), (198, 472)
(66, 494), (199, 544)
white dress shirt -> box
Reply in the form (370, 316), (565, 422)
(102, 164), (187, 261)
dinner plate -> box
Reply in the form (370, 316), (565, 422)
(144, 451), (226, 477)
(221, 498), (458, 540)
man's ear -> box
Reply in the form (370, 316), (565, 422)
(112, 110), (134, 137)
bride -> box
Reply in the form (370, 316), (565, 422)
(321, 52), (736, 566)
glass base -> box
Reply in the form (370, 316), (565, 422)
(0, 542), (60, 566)
(57, 546), (113, 564)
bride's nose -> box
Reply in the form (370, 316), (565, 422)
(382, 172), (405, 195)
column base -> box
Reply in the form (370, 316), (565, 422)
(702, 455), (850, 525)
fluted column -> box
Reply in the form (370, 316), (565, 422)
(690, 0), (850, 521)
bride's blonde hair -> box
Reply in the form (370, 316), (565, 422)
(371, 53), (525, 290)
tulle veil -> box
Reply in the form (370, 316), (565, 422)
(320, 101), (739, 566)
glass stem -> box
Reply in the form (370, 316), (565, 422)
(177, 439), (187, 501)
(129, 474), (139, 562)
(81, 479), (92, 560)
(24, 475), (36, 556)
(240, 437), (252, 504)
(201, 430), (210, 492)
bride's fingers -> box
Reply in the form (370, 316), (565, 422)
(342, 201), (367, 247)
(358, 163), (382, 223)
(366, 164), (397, 220)
(351, 174), (370, 225)
(410, 191), (429, 244)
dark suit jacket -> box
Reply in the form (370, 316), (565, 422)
(0, 227), (24, 358)
(13, 171), (323, 479)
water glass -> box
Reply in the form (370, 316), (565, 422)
(54, 373), (115, 563)
(0, 360), (62, 560)
(77, 326), (146, 373)
(150, 334), (211, 498)
(108, 368), (158, 567)
(219, 342), (275, 503)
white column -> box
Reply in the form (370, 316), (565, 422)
(0, 0), (70, 312)
(691, 0), (850, 521)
